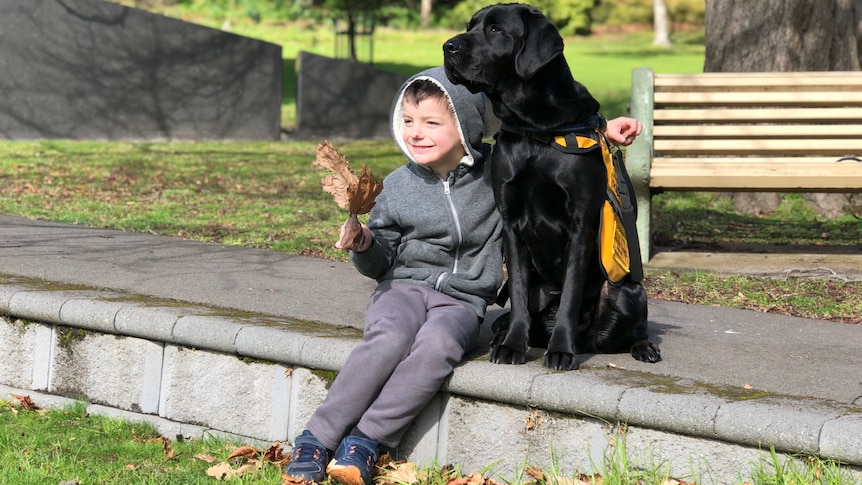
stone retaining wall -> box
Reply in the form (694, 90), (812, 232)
(2, 281), (861, 483)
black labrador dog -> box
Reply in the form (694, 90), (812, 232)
(443, 3), (661, 370)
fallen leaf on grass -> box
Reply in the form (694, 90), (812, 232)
(11, 393), (39, 411)
(525, 466), (544, 481)
(264, 441), (288, 464)
(374, 454), (425, 485)
(228, 445), (258, 461)
(444, 472), (488, 485)
(161, 437), (176, 459)
(207, 458), (264, 480)
(207, 462), (251, 480)
(195, 453), (218, 463)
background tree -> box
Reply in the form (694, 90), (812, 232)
(420, 0), (432, 27)
(705, 0), (862, 71)
(327, 0), (380, 62)
(653, 0), (671, 46)
(704, 0), (862, 217)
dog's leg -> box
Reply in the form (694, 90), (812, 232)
(588, 281), (661, 363)
(544, 228), (594, 370)
(489, 225), (532, 365)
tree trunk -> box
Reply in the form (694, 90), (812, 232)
(347, 14), (358, 62)
(705, 0), (862, 71)
(420, 0), (432, 28)
(704, 0), (862, 217)
(653, 0), (671, 47)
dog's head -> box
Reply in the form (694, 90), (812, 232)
(443, 3), (564, 93)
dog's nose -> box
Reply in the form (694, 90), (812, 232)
(443, 38), (463, 54)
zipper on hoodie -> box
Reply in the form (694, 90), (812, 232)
(436, 175), (463, 291)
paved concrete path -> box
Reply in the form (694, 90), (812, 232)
(2, 213), (861, 406)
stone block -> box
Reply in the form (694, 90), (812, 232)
(0, 317), (53, 390)
(159, 345), (292, 441)
(443, 396), (606, 478)
(114, 305), (185, 342)
(0, 0), (281, 140)
(49, 331), (164, 414)
(296, 51), (408, 139)
(285, 367), (330, 443)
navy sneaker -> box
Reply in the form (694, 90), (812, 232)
(283, 430), (330, 482)
(326, 435), (379, 485)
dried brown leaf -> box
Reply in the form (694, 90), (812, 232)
(264, 441), (288, 464)
(315, 141), (382, 215)
(207, 460), (260, 481)
(445, 472), (487, 485)
(350, 165), (383, 214)
(316, 141), (359, 210)
(195, 453), (218, 463)
(376, 459), (422, 485)
(525, 466), (545, 481)
(11, 393), (38, 411)
(576, 473), (602, 485)
(228, 445), (258, 461)
(162, 437), (176, 459)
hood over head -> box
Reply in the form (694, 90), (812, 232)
(391, 66), (487, 168)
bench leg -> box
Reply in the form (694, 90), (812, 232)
(626, 67), (655, 262)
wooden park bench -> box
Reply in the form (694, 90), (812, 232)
(625, 68), (862, 261)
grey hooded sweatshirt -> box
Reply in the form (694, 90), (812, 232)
(349, 66), (503, 318)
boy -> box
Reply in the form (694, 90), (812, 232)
(284, 66), (642, 485)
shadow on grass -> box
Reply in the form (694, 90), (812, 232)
(653, 206), (862, 254)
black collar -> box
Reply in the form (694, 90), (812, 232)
(499, 114), (607, 145)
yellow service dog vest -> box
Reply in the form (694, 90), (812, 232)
(552, 132), (643, 285)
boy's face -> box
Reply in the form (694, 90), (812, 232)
(401, 97), (467, 177)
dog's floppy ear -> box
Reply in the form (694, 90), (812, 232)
(514, 7), (564, 80)
(467, 5), (490, 30)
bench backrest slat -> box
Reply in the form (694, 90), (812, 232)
(650, 158), (862, 191)
(655, 138), (862, 156)
(655, 72), (862, 89)
(655, 124), (861, 138)
(654, 107), (862, 123)
(655, 91), (862, 107)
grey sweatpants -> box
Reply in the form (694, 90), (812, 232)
(306, 280), (480, 450)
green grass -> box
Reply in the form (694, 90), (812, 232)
(0, 400), (285, 484)
(0, 139), (404, 260)
(2, 400), (858, 485)
(652, 192), (862, 248)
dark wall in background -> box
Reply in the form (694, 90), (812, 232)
(296, 51), (409, 140)
(0, 0), (282, 140)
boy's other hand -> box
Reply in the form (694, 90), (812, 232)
(335, 216), (373, 252)
(605, 117), (643, 146)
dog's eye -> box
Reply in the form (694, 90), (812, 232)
(487, 24), (502, 34)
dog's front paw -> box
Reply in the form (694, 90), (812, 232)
(631, 341), (662, 363)
(490, 344), (527, 365)
(544, 352), (579, 371)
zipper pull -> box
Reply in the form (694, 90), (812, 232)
(442, 179), (451, 195)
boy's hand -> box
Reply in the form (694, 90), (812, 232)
(605, 117), (643, 146)
(335, 215), (373, 252)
